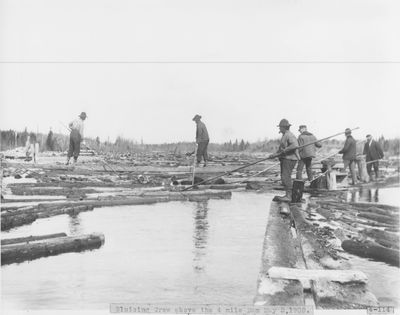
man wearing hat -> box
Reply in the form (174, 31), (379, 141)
(363, 134), (384, 180)
(296, 125), (321, 181)
(192, 114), (209, 167)
(66, 112), (87, 165)
(339, 128), (358, 185)
(274, 119), (299, 202)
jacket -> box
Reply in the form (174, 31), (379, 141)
(363, 140), (384, 161)
(339, 135), (357, 160)
(278, 130), (299, 160)
(196, 121), (209, 143)
(298, 131), (321, 159)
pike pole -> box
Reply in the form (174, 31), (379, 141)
(182, 127), (360, 191)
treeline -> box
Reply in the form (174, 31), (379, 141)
(1, 129), (399, 156)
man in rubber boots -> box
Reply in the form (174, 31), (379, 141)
(296, 125), (321, 181)
(66, 112), (87, 165)
(275, 119), (299, 202)
(193, 114), (209, 167)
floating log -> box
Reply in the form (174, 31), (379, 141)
(1, 233), (105, 265)
(1, 213), (38, 231)
(1, 205), (95, 230)
(357, 212), (399, 225)
(268, 267), (368, 284)
(10, 187), (97, 196)
(361, 228), (400, 250)
(1, 233), (68, 245)
(341, 239), (400, 267)
(348, 202), (399, 212)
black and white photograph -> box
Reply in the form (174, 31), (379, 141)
(1, 1), (399, 314)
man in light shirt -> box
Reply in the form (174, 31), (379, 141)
(66, 112), (87, 165)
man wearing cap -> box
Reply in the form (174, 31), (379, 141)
(339, 128), (358, 185)
(193, 114), (209, 167)
(274, 119), (299, 202)
(296, 125), (321, 181)
(363, 134), (384, 180)
(66, 112), (87, 165)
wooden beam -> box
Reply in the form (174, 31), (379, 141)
(268, 266), (368, 284)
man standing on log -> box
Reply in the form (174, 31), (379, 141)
(193, 114), (209, 167)
(275, 119), (299, 202)
(66, 112), (87, 165)
(296, 125), (321, 181)
(339, 128), (358, 185)
(363, 134), (384, 180)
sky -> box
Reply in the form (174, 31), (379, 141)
(1, 0), (399, 144)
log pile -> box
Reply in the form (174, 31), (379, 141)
(312, 200), (400, 266)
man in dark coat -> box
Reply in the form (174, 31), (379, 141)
(363, 134), (384, 180)
(296, 125), (321, 181)
(274, 118), (299, 202)
(339, 128), (358, 185)
(193, 114), (209, 167)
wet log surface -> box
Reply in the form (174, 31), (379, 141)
(1, 233), (68, 245)
(290, 204), (379, 308)
(341, 239), (400, 267)
(1, 233), (105, 265)
(254, 201), (304, 306)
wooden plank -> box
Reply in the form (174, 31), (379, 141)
(1, 233), (68, 245)
(268, 266), (368, 284)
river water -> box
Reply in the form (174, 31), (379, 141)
(2, 188), (399, 310)
(1, 192), (273, 310)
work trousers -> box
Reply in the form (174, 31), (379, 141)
(343, 159), (357, 184)
(280, 158), (297, 192)
(296, 157), (313, 181)
(367, 161), (380, 179)
(197, 140), (209, 164)
(68, 129), (82, 160)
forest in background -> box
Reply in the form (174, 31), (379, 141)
(1, 128), (399, 156)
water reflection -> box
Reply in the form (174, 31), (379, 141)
(68, 215), (84, 235)
(192, 201), (209, 274)
(347, 188), (380, 203)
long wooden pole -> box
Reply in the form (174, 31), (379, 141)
(59, 121), (121, 177)
(182, 127), (360, 191)
(192, 145), (198, 185)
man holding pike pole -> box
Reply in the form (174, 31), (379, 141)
(274, 119), (300, 202)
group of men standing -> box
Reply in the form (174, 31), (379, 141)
(66, 112), (384, 197)
(274, 119), (321, 202)
(274, 119), (384, 202)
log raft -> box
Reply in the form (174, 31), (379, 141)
(1, 233), (105, 265)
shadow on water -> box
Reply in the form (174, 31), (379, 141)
(192, 201), (209, 274)
(68, 215), (84, 235)
(346, 186), (399, 206)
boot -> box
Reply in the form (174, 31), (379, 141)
(274, 190), (291, 202)
(66, 157), (71, 165)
